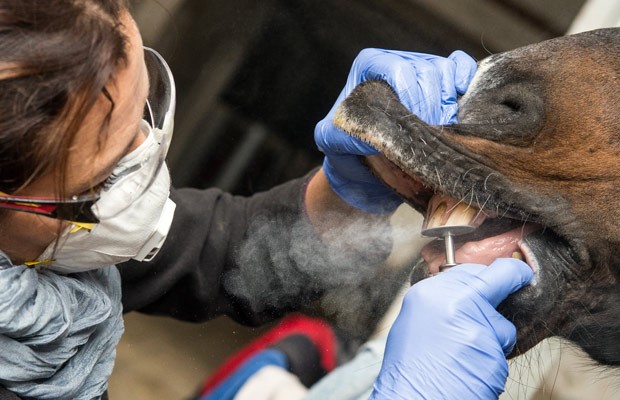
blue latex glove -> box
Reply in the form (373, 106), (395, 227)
(371, 258), (534, 400)
(315, 48), (477, 213)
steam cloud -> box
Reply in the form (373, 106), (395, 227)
(224, 207), (421, 341)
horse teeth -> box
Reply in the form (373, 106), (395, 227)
(512, 251), (524, 260)
(426, 203), (447, 229)
(446, 203), (477, 227)
(424, 196), (478, 230)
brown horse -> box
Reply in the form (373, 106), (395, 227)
(333, 28), (620, 364)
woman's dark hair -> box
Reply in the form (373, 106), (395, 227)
(0, 0), (129, 196)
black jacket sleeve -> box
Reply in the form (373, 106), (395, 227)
(0, 387), (20, 400)
(118, 171), (357, 326)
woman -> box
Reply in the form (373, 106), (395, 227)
(0, 1), (532, 399)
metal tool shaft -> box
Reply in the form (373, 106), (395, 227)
(442, 231), (457, 269)
(421, 225), (476, 270)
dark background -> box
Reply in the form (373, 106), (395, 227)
(131, 0), (585, 196)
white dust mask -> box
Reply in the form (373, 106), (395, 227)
(35, 121), (176, 273)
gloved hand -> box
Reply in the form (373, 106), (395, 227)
(371, 258), (534, 400)
(315, 48), (477, 213)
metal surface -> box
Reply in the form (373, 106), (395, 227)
(421, 225), (476, 270)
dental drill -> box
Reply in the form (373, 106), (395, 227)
(421, 225), (475, 270)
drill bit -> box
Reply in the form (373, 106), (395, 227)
(421, 225), (475, 270)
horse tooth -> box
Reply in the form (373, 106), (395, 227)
(425, 202), (447, 229)
(512, 251), (524, 260)
(423, 196), (481, 231)
(445, 203), (477, 227)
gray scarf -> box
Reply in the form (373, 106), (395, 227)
(0, 252), (124, 400)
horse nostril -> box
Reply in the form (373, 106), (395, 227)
(501, 99), (522, 112)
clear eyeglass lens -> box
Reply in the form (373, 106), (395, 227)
(91, 47), (175, 220)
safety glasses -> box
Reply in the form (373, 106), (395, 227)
(0, 47), (175, 224)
